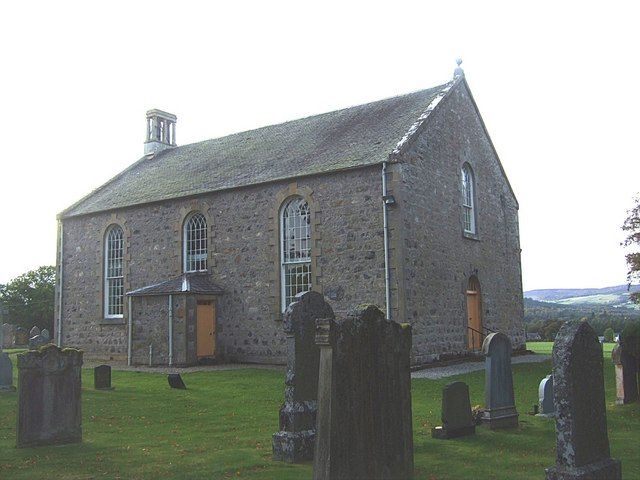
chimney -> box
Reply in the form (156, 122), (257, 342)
(144, 109), (177, 155)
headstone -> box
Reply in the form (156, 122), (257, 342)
(41, 329), (51, 341)
(28, 334), (47, 350)
(537, 374), (555, 416)
(168, 373), (186, 389)
(273, 291), (334, 463)
(481, 332), (518, 429)
(0, 352), (16, 392)
(545, 320), (621, 480)
(16, 344), (83, 448)
(29, 326), (40, 337)
(612, 344), (639, 405)
(15, 327), (29, 346)
(94, 364), (114, 390)
(432, 381), (475, 439)
(313, 305), (413, 480)
(3, 323), (17, 348)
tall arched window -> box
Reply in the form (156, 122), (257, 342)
(184, 212), (208, 272)
(280, 196), (312, 311)
(104, 225), (124, 318)
(461, 164), (476, 234)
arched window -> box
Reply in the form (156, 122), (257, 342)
(184, 212), (208, 272)
(104, 225), (124, 318)
(280, 196), (312, 311)
(461, 164), (476, 234)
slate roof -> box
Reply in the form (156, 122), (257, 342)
(61, 82), (451, 218)
(127, 273), (224, 297)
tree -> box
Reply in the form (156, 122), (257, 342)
(0, 266), (56, 331)
(622, 195), (640, 303)
(603, 327), (615, 343)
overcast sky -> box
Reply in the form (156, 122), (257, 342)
(0, 1), (638, 291)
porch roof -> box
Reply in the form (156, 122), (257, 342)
(126, 273), (224, 297)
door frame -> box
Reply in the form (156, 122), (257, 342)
(196, 296), (217, 358)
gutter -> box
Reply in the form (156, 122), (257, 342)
(382, 162), (392, 320)
(56, 220), (64, 347)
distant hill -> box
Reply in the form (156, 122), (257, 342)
(524, 284), (640, 310)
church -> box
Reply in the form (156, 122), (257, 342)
(54, 65), (525, 366)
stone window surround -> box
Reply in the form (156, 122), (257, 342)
(98, 214), (131, 325)
(174, 203), (216, 275)
(461, 162), (479, 241)
(182, 211), (209, 273)
(269, 183), (323, 321)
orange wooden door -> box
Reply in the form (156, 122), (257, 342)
(466, 277), (482, 350)
(196, 301), (216, 357)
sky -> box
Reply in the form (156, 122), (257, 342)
(0, 0), (638, 291)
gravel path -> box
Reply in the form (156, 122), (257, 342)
(411, 354), (550, 379)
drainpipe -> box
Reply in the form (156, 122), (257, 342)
(127, 296), (132, 366)
(149, 344), (153, 366)
(168, 295), (173, 366)
(382, 162), (392, 320)
(56, 220), (64, 347)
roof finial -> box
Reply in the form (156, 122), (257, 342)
(454, 58), (464, 78)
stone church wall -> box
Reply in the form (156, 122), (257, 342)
(396, 81), (525, 365)
(58, 167), (387, 364)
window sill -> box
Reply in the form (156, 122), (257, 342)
(100, 318), (126, 325)
(463, 231), (480, 241)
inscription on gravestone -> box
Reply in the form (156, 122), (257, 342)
(272, 291), (334, 463)
(94, 365), (114, 390)
(432, 381), (475, 439)
(17, 345), (83, 448)
(313, 305), (413, 480)
(545, 320), (621, 480)
(481, 332), (518, 429)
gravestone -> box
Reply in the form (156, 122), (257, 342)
(273, 291), (334, 463)
(3, 323), (16, 348)
(545, 320), (621, 480)
(17, 344), (83, 447)
(15, 327), (29, 346)
(0, 352), (16, 392)
(29, 326), (40, 337)
(313, 305), (413, 480)
(94, 365), (114, 390)
(537, 374), (555, 417)
(29, 334), (47, 350)
(41, 329), (51, 342)
(611, 344), (638, 405)
(432, 381), (475, 439)
(481, 332), (518, 429)
(168, 373), (186, 389)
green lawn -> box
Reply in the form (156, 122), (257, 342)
(527, 341), (617, 357)
(1, 351), (638, 479)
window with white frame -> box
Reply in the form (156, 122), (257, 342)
(462, 164), (476, 234)
(184, 212), (208, 272)
(280, 196), (312, 311)
(104, 225), (124, 318)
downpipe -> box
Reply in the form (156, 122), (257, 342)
(382, 162), (392, 320)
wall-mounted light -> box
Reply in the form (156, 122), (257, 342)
(383, 194), (396, 206)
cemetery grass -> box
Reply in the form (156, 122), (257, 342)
(0, 355), (638, 479)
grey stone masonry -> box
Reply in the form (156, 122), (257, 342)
(545, 320), (621, 480)
(0, 352), (16, 392)
(17, 345), (83, 448)
(481, 332), (518, 429)
(538, 374), (555, 417)
(273, 291), (334, 463)
(432, 381), (475, 439)
(313, 305), (413, 480)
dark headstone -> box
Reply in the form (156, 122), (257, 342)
(0, 352), (16, 392)
(432, 381), (475, 439)
(15, 327), (29, 346)
(481, 332), (518, 429)
(611, 344), (639, 405)
(273, 291), (334, 463)
(545, 320), (621, 480)
(168, 373), (186, 389)
(29, 334), (48, 350)
(17, 344), (83, 448)
(537, 374), (555, 417)
(94, 364), (114, 390)
(313, 305), (413, 480)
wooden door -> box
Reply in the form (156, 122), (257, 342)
(466, 277), (482, 350)
(196, 301), (216, 357)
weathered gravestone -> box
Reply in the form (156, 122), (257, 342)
(537, 374), (555, 417)
(94, 364), (114, 390)
(273, 291), (334, 463)
(168, 373), (186, 389)
(17, 344), (83, 448)
(29, 334), (47, 350)
(611, 344), (639, 405)
(15, 327), (29, 346)
(29, 326), (40, 338)
(41, 329), (51, 342)
(0, 352), (16, 392)
(313, 305), (413, 480)
(481, 332), (518, 429)
(432, 381), (475, 439)
(2, 323), (16, 348)
(545, 320), (621, 480)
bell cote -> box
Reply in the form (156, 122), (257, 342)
(144, 109), (177, 155)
